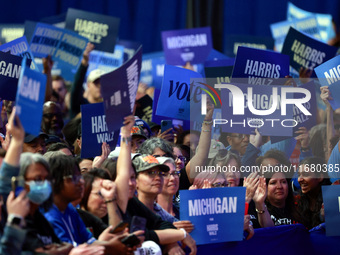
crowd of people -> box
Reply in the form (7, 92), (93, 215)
(0, 19), (339, 254)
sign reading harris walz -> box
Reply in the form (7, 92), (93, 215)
(281, 27), (337, 76)
(81, 102), (119, 159)
(161, 27), (212, 65)
(29, 22), (88, 82)
(65, 8), (120, 53)
(232, 46), (290, 85)
(180, 187), (246, 245)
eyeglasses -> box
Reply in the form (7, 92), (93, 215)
(229, 134), (249, 140)
(91, 191), (104, 199)
(145, 170), (167, 178)
(63, 175), (84, 183)
(175, 156), (186, 162)
(164, 171), (181, 178)
(211, 182), (228, 188)
(43, 113), (63, 119)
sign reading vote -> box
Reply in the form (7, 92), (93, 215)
(156, 65), (203, 121)
(29, 22), (88, 81)
(65, 8), (120, 53)
(0, 36), (39, 71)
(15, 58), (46, 136)
(0, 51), (31, 101)
(287, 2), (335, 43)
(101, 46), (143, 133)
(322, 185), (340, 236)
(232, 46), (289, 85)
(270, 16), (321, 52)
(224, 34), (274, 57)
(219, 83), (295, 136)
(180, 187), (246, 245)
(315, 55), (340, 110)
(281, 27), (337, 75)
(81, 103), (119, 159)
(162, 27), (212, 65)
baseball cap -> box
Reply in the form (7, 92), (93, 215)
(87, 69), (105, 84)
(131, 126), (148, 139)
(24, 132), (48, 143)
(135, 118), (151, 137)
(203, 139), (225, 158)
(132, 154), (170, 173)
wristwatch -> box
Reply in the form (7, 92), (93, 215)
(7, 214), (25, 228)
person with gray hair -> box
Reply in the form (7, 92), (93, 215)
(0, 108), (73, 254)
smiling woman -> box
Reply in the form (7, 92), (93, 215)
(297, 157), (331, 229)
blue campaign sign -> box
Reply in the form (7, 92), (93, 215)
(224, 35), (274, 57)
(15, 58), (46, 136)
(180, 187), (246, 245)
(0, 24), (24, 44)
(141, 51), (165, 90)
(151, 88), (191, 131)
(322, 185), (340, 236)
(0, 36), (40, 71)
(83, 45), (125, 86)
(270, 81), (317, 144)
(0, 52), (31, 101)
(287, 2), (335, 43)
(219, 82), (294, 136)
(162, 27), (213, 65)
(29, 22), (88, 82)
(315, 55), (340, 110)
(65, 8), (120, 53)
(101, 46), (143, 133)
(271, 16), (321, 52)
(116, 39), (141, 62)
(232, 46), (289, 85)
(80, 103), (119, 158)
(156, 65), (203, 121)
(281, 27), (337, 76)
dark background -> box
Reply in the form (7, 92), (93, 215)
(0, 0), (339, 53)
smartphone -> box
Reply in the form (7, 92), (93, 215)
(11, 176), (26, 197)
(121, 234), (141, 247)
(161, 120), (172, 133)
(130, 216), (147, 233)
(110, 221), (129, 234)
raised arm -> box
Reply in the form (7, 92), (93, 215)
(3, 108), (24, 167)
(42, 55), (53, 102)
(115, 115), (135, 213)
(320, 86), (335, 160)
(70, 43), (95, 118)
(186, 99), (214, 183)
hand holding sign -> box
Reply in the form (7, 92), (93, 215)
(121, 115), (135, 137)
(320, 86), (332, 108)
